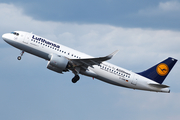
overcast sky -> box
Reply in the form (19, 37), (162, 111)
(1, 1), (180, 120)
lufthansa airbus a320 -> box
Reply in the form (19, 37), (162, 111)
(2, 31), (178, 93)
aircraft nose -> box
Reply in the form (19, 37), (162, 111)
(2, 33), (8, 41)
(2, 33), (12, 43)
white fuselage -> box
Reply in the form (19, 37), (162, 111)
(2, 31), (170, 93)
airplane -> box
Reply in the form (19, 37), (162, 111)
(2, 31), (178, 93)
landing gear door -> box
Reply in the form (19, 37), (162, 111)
(23, 33), (31, 44)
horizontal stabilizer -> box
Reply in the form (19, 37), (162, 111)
(148, 83), (169, 88)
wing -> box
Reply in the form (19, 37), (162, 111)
(70, 50), (119, 67)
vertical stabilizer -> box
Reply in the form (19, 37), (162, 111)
(138, 57), (177, 84)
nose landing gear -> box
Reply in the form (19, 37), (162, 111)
(17, 50), (24, 60)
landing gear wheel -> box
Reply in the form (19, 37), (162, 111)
(17, 50), (24, 60)
(17, 56), (21, 60)
(72, 75), (80, 83)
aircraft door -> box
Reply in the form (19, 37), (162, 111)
(23, 33), (31, 44)
(131, 74), (138, 85)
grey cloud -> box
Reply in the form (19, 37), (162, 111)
(137, 1), (180, 16)
(2, 0), (180, 30)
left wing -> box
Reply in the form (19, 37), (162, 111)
(69, 50), (119, 67)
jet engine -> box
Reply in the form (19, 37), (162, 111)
(47, 54), (69, 73)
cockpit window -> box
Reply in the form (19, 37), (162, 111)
(11, 32), (19, 36)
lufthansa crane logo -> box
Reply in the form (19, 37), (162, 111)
(156, 63), (169, 76)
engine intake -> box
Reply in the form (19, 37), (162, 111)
(47, 54), (69, 73)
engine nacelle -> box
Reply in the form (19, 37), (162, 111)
(47, 54), (69, 73)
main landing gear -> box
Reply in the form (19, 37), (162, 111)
(17, 50), (24, 60)
(72, 75), (80, 83)
(71, 67), (80, 83)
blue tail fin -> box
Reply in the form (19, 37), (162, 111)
(137, 57), (177, 84)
